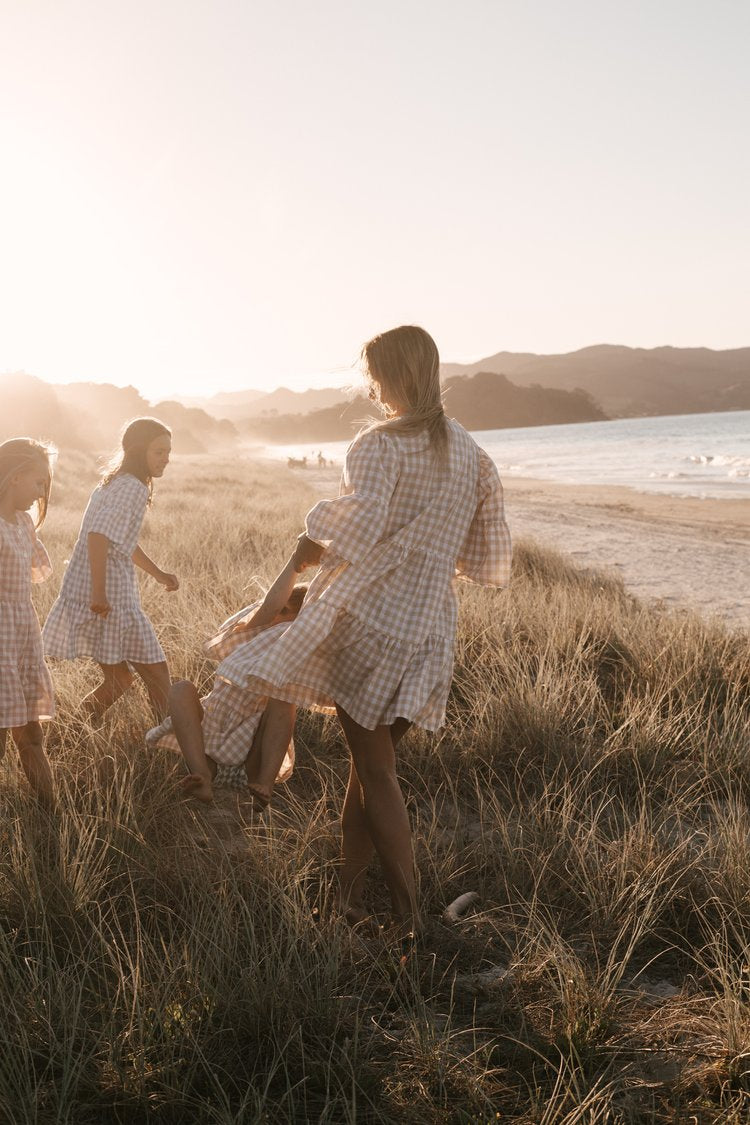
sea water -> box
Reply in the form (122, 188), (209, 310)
(265, 409), (750, 500)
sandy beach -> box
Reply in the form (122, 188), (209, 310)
(504, 478), (750, 631)
(299, 463), (750, 631)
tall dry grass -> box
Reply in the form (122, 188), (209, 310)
(1, 453), (749, 1123)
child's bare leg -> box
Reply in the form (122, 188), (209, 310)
(169, 680), (215, 803)
(81, 662), (134, 722)
(131, 660), (171, 722)
(338, 717), (411, 925)
(336, 708), (416, 931)
(12, 721), (54, 807)
(246, 699), (296, 804)
(0, 729), (6, 764)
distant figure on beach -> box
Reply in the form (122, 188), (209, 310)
(317, 450), (327, 468)
(287, 455), (307, 469)
(0, 439), (56, 806)
(146, 556), (309, 806)
(43, 418), (179, 724)
(217, 325), (512, 936)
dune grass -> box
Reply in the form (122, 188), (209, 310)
(1, 453), (749, 1122)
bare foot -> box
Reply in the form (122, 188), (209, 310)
(180, 773), (214, 803)
(338, 900), (380, 935)
(246, 783), (271, 810)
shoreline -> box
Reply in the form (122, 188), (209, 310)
(293, 462), (750, 630)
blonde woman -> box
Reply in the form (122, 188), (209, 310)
(214, 326), (512, 934)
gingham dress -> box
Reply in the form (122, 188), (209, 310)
(0, 511), (55, 727)
(216, 419), (512, 731)
(146, 614), (294, 784)
(43, 474), (166, 665)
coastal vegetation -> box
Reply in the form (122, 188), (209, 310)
(2, 453), (749, 1121)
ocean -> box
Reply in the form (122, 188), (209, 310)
(264, 409), (750, 500)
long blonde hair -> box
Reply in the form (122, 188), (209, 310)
(361, 325), (448, 461)
(0, 437), (55, 528)
(100, 417), (171, 503)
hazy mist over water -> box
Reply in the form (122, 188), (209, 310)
(265, 411), (750, 500)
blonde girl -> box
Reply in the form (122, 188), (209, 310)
(0, 438), (56, 804)
(212, 325), (512, 933)
(43, 417), (178, 722)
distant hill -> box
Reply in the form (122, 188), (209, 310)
(443, 371), (606, 428)
(441, 345), (750, 418)
(0, 374), (239, 454)
(241, 371), (606, 443)
(189, 385), (349, 420)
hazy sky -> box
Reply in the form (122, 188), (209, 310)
(1, 0), (748, 399)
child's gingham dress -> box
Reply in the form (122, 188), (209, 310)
(0, 511), (55, 727)
(216, 419), (512, 732)
(146, 612), (294, 787)
(43, 474), (165, 665)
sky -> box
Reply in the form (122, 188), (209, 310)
(1, 0), (748, 401)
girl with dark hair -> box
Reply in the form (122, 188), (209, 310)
(43, 418), (179, 722)
(146, 555), (310, 806)
(0, 438), (56, 804)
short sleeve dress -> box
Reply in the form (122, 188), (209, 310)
(214, 418), (512, 732)
(0, 511), (55, 728)
(145, 602), (295, 785)
(43, 474), (166, 665)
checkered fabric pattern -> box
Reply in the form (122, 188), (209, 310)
(217, 420), (511, 732)
(0, 512), (55, 726)
(43, 474), (165, 665)
(145, 679), (294, 782)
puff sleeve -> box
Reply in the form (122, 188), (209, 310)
(23, 512), (53, 583)
(86, 476), (147, 556)
(455, 449), (512, 586)
(304, 431), (400, 566)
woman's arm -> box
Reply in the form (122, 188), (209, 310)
(292, 534), (325, 572)
(88, 532), (111, 616)
(132, 545), (179, 591)
(240, 555), (300, 631)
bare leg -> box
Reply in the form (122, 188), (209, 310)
(336, 707), (416, 929)
(131, 660), (171, 722)
(168, 680), (215, 803)
(244, 699), (296, 805)
(12, 721), (54, 808)
(81, 662), (134, 722)
(339, 717), (411, 924)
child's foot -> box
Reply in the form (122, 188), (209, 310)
(145, 716), (179, 752)
(180, 773), (214, 803)
(246, 783), (271, 810)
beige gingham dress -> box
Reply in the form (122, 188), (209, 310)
(43, 474), (166, 666)
(216, 419), (512, 732)
(0, 511), (55, 727)
(146, 610), (294, 785)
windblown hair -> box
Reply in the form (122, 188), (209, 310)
(361, 325), (448, 462)
(286, 584), (308, 614)
(0, 437), (55, 528)
(100, 417), (171, 502)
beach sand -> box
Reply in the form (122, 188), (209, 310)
(298, 463), (750, 631)
(504, 478), (750, 631)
